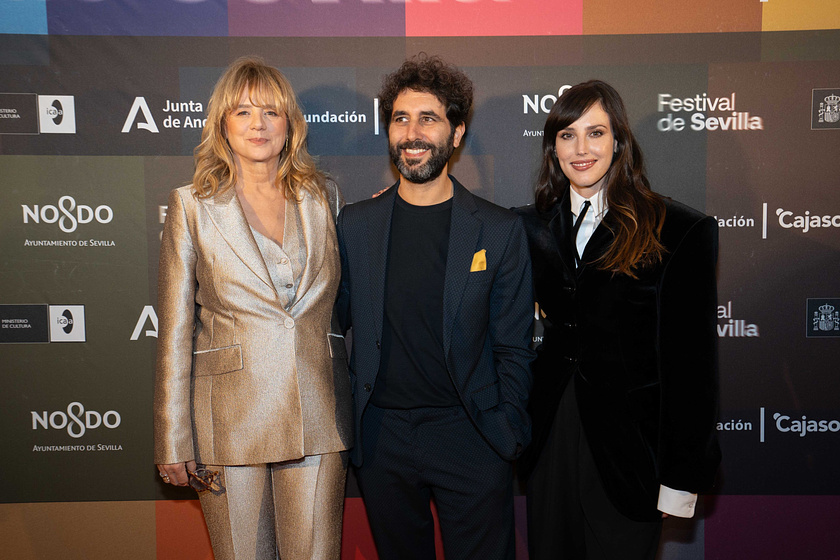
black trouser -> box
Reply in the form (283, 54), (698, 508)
(527, 377), (661, 560)
(356, 404), (515, 560)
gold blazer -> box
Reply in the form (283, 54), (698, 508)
(153, 182), (353, 466)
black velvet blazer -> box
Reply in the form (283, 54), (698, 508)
(516, 188), (721, 521)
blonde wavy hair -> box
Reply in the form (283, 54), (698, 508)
(192, 56), (326, 203)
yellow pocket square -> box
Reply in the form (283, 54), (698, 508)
(470, 249), (487, 272)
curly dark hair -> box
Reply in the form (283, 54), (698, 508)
(378, 53), (474, 132)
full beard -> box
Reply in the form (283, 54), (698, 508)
(389, 131), (455, 184)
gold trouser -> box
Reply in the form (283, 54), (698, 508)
(198, 452), (348, 560)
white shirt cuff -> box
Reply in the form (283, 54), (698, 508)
(657, 484), (697, 518)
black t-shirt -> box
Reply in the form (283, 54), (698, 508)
(371, 193), (460, 409)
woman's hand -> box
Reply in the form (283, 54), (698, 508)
(157, 460), (197, 486)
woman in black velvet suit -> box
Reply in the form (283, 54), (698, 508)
(516, 81), (720, 560)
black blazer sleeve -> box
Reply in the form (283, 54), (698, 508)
(658, 214), (721, 493)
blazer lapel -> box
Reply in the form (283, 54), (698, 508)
(201, 188), (275, 292)
(443, 180), (481, 354)
(548, 188), (577, 283)
(293, 192), (327, 303)
(364, 183), (399, 339)
(578, 217), (613, 276)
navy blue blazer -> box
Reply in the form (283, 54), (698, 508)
(337, 178), (535, 467)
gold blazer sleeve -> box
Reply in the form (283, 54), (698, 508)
(153, 188), (198, 464)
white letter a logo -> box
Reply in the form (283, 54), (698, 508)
(122, 97), (160, 133)
(131, 305), (159, 340)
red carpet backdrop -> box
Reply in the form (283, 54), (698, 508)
(1, 1), (838, 558)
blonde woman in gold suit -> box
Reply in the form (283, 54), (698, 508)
(154, 57), (353, 560)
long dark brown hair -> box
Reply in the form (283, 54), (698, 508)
(535, 80), (665, 277)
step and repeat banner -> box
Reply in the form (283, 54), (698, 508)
(1, 1), (839, 559)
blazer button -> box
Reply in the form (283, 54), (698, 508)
(563, 286), (575, 294)
(563, 322), (576, 329)
(376, 341), (381, 349)
(284, 317), (295, 329)
(364, 383), (372, 392)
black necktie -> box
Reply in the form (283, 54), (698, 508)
(572, 200), (591, 267)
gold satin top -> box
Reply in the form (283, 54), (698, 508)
(249, 198), (306, 311)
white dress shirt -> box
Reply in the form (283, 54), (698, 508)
(569, 187), (607, 260)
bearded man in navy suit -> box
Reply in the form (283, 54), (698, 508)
(336, 54), (534, 560)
